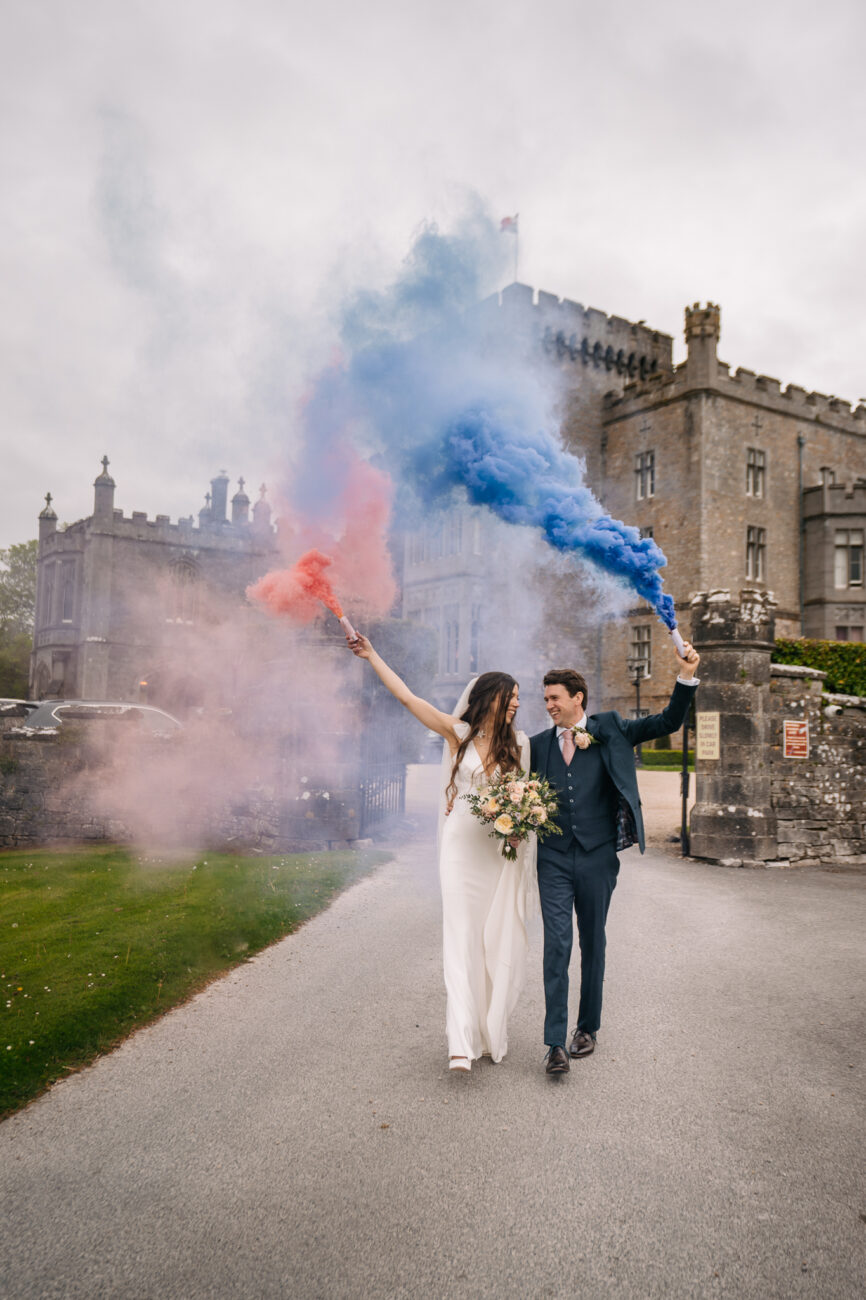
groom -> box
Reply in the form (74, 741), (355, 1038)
(530, 639), (700, 1075)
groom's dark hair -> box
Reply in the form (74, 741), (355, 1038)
(543, 668), (588, 707)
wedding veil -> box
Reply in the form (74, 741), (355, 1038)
(437, 677), (478, 843)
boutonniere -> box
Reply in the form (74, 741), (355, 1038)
(571, 725), (597, 750)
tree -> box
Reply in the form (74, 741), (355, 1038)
(0, 540), (38, 634)
(0, 540), (37, 696)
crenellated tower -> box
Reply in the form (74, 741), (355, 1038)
(683, 302), (721, 387)
(31, 459), (278, 702)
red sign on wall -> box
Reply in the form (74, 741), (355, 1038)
(783, 719), (810, 759)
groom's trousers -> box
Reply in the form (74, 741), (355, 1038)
(537, 839), (619, 1047)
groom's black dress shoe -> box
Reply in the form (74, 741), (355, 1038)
(569, 1029), (596, 1058)
(545, 1046), (570, 1075)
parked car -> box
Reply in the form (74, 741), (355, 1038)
(0, 699), (40, 720)
(18, 700), (182, 736)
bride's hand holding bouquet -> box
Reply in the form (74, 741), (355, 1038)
(463, 770), (562, 861)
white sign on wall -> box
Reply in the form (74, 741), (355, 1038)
(696, 712), (720, 761)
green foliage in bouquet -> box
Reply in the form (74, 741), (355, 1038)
(463, 769), (562, 861)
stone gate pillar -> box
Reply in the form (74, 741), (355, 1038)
(689, 589), (778, 864)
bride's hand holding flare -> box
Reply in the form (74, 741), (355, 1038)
(347, 631), (371, 658)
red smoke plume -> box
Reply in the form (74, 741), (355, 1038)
(247, 549), (344, 622)
(248, 451), (397, 625)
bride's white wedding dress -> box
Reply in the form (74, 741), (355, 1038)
(439, 721), (536, 1063)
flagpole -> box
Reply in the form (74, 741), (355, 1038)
(500, 214), (520, 285)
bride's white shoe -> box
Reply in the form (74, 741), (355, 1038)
(449, 1056), (471, 1072)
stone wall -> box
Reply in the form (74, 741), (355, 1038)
(0, 727), (369, 853)
(689, 588), (866, 868)
(0, 732), (126, 846)
(768, 668), (866, 867)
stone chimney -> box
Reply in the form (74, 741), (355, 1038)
(93, 455), (116, 523)
(39, 492), (57, 541)
(684, 302), (720, 388)
(252, 483), (272, 536)
(210, 471), (230, 524)
(231, 477), (250, 526)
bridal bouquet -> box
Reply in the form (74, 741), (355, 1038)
(463, 770), (562, 861)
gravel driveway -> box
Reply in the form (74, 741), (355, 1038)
(1, 766), (863, 1299)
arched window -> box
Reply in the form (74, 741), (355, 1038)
(41, 563), (56, 625)
(60, 561), (76, 622)
(169, 560), (199, 622)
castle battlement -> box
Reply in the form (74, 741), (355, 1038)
(474, 283), (674, 380)
(40, 509), (272, 547)
(38, 463), (277, 561)
(605, 350), (866, 434)
(803, 480), (866, 518)
(602, 301), (866, 434)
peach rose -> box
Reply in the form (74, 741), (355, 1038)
(493, 813), (515, 835)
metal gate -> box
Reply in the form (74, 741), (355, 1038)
(358, 721), (407, 834)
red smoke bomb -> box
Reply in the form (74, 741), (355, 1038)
(339, 614), (358, 641)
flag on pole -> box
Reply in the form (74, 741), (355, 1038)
(500, 215), (519, 234)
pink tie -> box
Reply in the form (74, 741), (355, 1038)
(561, 728), (575, 764)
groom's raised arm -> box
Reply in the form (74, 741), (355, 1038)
(619, 639), (699, 746)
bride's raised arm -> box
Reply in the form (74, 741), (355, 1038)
(348, 634), (460, 745)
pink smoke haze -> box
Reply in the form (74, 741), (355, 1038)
(327, 456), (397, 615)
(51, 431), (397, 853)
(249, 451), (397, 627)
(62, 576), (364, 852)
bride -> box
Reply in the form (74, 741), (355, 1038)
(348, 634), (536, 1072)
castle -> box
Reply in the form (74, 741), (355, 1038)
(32, 464), (278, 703)
(401, 287), (865, 718)
(32, 291), (865, 725)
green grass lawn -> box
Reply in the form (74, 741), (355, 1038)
(0, 844), (390, 1117)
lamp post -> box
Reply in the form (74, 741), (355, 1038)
(626, 655), (647, 765)
(680, 696), (693, 857)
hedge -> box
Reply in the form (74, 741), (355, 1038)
(772, 638), (866, 697)
(638, 749), (694, 770)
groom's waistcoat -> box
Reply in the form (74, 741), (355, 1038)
(543, 732), (618, 854)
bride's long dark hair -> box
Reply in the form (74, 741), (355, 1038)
(446, 672), (521, 810)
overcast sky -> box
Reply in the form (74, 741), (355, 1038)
(2, 0), (865, 550)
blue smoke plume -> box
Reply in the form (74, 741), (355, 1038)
(293, 208), (677, 630)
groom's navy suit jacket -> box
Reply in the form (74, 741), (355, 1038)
(530, 679), (697, 855)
